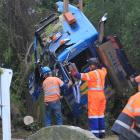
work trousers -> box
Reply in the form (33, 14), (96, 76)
(44, 100), (63, 127)
(88, 92), (106, 138)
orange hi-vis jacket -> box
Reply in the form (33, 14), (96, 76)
(81, 67), (107, 117)
(42, 77), (64, 103)
(112, 92), (140, 140)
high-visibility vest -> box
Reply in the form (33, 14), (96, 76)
(42, 77), (64, 102)
(112, 92), (140, 140)
(81, 67), (107, 93)
(81, 67), (107, 117)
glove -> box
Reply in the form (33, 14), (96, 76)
(73, 72), (81, 79)
(70, 69), (77, 76)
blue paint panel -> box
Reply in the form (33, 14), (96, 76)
(57, 37), (94, 62)
(49, 1), (98, 62)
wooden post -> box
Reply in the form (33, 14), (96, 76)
(63, 0), (69, 13)
(78, 0), (83, 11)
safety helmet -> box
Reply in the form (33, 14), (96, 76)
(41, 66), (51, 75)
(87, 57), (99, 65)
(135, 75), (140, 83)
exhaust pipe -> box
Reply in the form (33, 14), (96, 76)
(78, 0), (83, 11)
(98, 13), (108, 43)
(63, 0), (69, 13)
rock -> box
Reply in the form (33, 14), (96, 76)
(26, 125), (99, 140)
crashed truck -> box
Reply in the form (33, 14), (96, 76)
(29, 1), (135, 126)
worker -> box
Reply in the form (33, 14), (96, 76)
(41, 66), (72, 127)
(112, 75), (140, 140)
(71, 57), (107, 138)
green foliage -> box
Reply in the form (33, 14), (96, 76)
(121, 2), (140, 71)
(42, 0), (57, 10)
(11, 74), (27, 115)
(3, 47), (13, 65)
(0, 14), (9, 65)
(25, 122), (41, 133)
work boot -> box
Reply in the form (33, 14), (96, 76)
(99, 133), (105, 139)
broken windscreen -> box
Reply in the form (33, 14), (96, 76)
(40, 15), (63, 46)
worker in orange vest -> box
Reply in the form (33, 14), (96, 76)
(72, 57), (107, 138)
(41, 66), (72, 127)
(112, 75), (140, 140)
